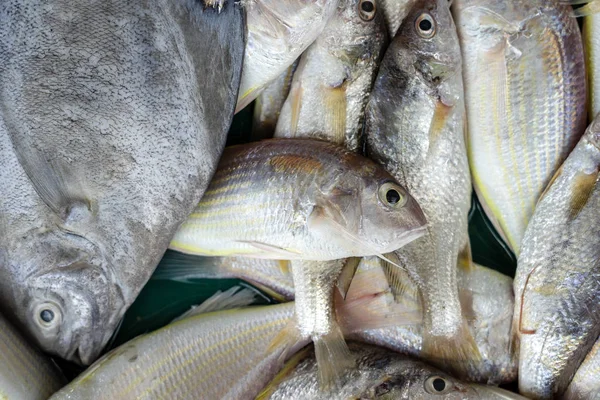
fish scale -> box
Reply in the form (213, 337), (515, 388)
(584, 4), (600, 118)
(453, 0), (588, 255)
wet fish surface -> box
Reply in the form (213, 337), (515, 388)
(583, 1), (600, 118)
(236, 0), (340, 112)
(259, 343), (527, 399)
(379, 0), (417, 36)
(0, 0), (244, 364)
(275, 0), (388, 152)
(453, 0), (588, 254)
(512, 114), (600, 399)
(365, 0), (477, 377)
(564, 334), (600, 400)
(0, 311), (65, 400)
(170, 139), (427, 260)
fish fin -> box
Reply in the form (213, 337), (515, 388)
(421, 321), (482, 379)
(277, 260), (291, 275)
(457, 239), (474, 272)
(172, 286), (258, 322)
(313, 325), (355, 390)
(458, 287), (477, 324)
(236, 240), (302, 258)
(336, 257), (361, 299)
(322, 84), (347, 146)
(266, 320), (305, 366)
(236, 86), (262, 114)
(151, 252), (233, 282)
(243, 280), (289, 303)
(428, 100), (453, 146)
(379, 252), (417, 302)
(571, 1), (600, 17)
(289, 84), (304, 137)
(11, 147), (91, 221)
(256, 346), (313, 400)
(568, 168), (600, 219)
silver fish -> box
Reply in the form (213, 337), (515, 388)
(275, 0), (388, 152)
(236, 0), (340, 112)
(51, 276), (419, 400)
(582, 1), (600, 118)
(258, 343), (526, 400)
(453, 0), (588, 254)
(512, 114), (600, 399)
(0, 311), (65, 399)
(170, 139), (427, 260)
(563, 334), (600, 400)
(365, 0), (477, 377)
(0, 0), (244, 364)
(252, 61), (299, 140)
(154, 256), (517, 384)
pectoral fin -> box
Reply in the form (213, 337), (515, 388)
(236, 240), (302, 258)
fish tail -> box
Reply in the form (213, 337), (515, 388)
(313, 325), (356, 390)
(421, 321), (482, 379)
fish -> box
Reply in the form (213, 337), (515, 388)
(236, 0), (340, 112)
(275, 0), (388, 152)
(0, 0), (245, 364)
(170, 139), (427, 260)
(512, 113), (600, 399)
(379, 0), (417, 36)
(153, 255), (518, 384)
(563, 334), (600, 400)
(364, 0), (477, 378)
(258, 343), (527, 400)
(50, 274), (420, 400)
(0, 311), (65, 400)
(452, 0), (588, 255)
(582, 1), (600, 118)
(272, 0), (388, 386)
(252, 61), (299, 140)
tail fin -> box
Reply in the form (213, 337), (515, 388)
(151, 251), (233, 282)
(313, 325), (355, 390)
(421, 321), (482, 379)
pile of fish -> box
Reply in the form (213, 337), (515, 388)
(0, 0), (599, 398)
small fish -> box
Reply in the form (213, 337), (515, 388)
(258, 343), (527, 399)
(453, 0), (588, 254)
(275, 0), (388, 152)
(563, 334), (600, 400)
(170, 139), (427, 260)
(582, 1), (600, 118)
(154, 255), (517, 384)
(252, 61), (299, 140)
(50, 275), (419, 400)
(379, 0), (417, 36)
(236, 0), (340, 112)
(0, 311), (65, 399)
(365, 0), (477, 378)
(512, 114), (600, 399)
(0, 0), (245, 364)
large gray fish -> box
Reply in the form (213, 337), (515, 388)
(51, 277), (419, 400)
(273, 0), (387, 386)
(364, 0), (477, 377)
(275, 0), (388, 152)
(512, 114), (600, 399)
(0, 311), (65, 399)
(154, 256), (517, 384)
(170, 139), (427, 260)
(564, 335), (600, 400)
(236, 0), (340, 112)
(452, 0), (588, 254)
(252, 61), (299, 140)
(0, 0), (244, 364)
(258, 343), (526, 400)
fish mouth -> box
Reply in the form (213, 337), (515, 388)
(393, 225), (428, 249)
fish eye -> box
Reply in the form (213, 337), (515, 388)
(359, 0), (376, 21)
(424, 376), (452, 394)
(34, 302), (62, 329)
(415, 12), (436, 39)
(378, 182), (408, 209)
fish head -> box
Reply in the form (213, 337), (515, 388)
(373, 363), (527, 399)
(4, 231), (125, 365)
(354, 165), (427, 253)
(394, 0), (462, 90)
